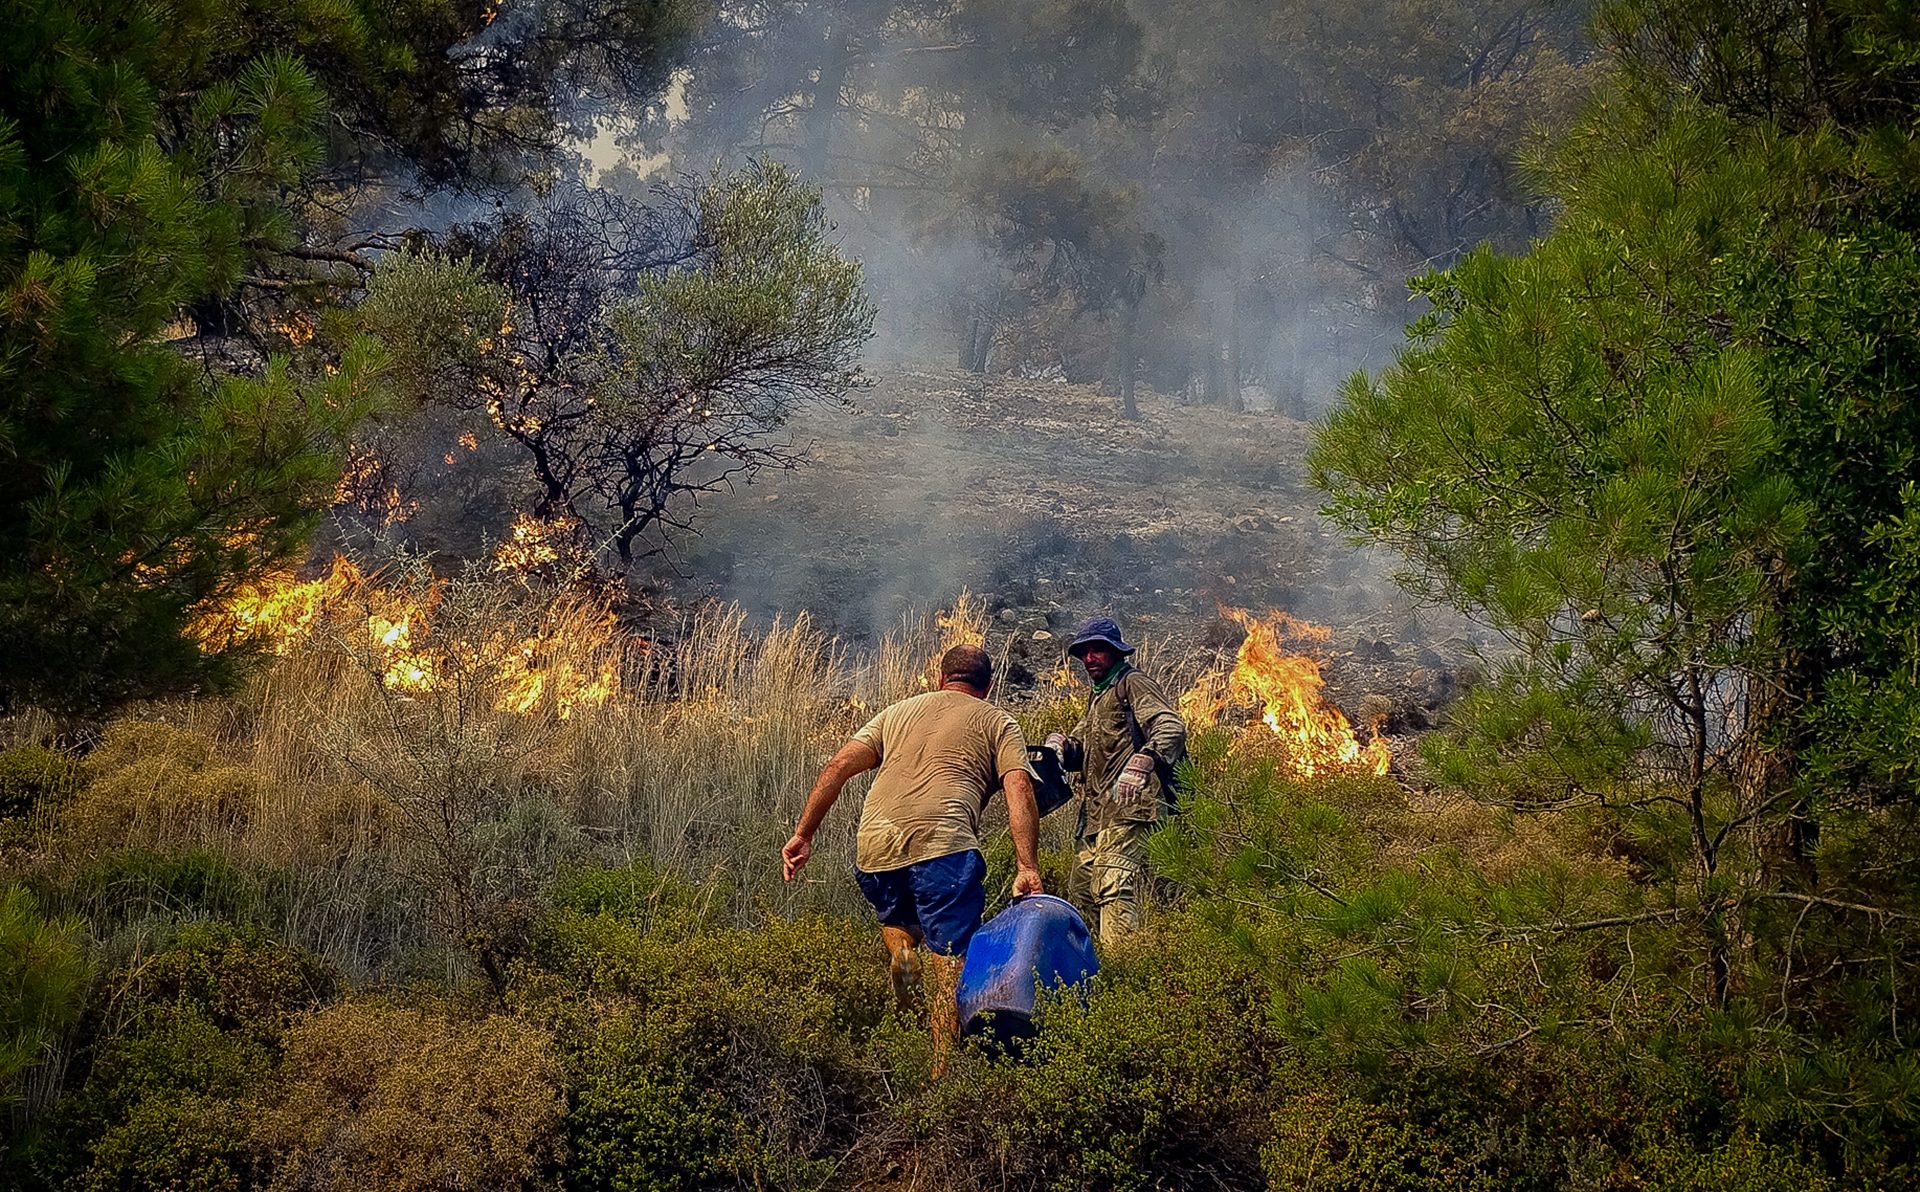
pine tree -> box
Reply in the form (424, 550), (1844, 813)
(0, 0), (706, 713)
(0, 5), (380, 713)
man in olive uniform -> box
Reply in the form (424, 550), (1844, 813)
(1046, 616), (1187, 945)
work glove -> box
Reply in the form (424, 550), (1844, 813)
(1043, 732), (1083, 771)
(1112, 751), (1156, 808)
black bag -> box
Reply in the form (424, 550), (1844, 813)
(1027, 743), (1076, 818)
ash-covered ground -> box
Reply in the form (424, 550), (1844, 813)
(654, 368), (1490, 740)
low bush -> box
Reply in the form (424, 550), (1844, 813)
(893, 918), (1280, 1191)
(522, 888), (887, 1190)
(77, 1091), (251, 1192)
(0, 745), (79, 820)
(46, 848), (267, 936)
(48, 1005), (271, 1190)
(121, 922), (335, 1037)
(253, 1000), (565, 1192)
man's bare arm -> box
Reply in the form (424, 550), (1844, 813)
(783, 740), (880, 881)
(1002, 769), (1045, 896)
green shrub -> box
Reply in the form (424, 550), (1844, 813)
(1265, 1089), (1473, 1191)
(1627, 1130), (1840, 1191)
(0, 745), (80, 819)
(526, 899), (886, 1190)
(82, 723), (215, 779)
(549, 857), (722, 935)
(0, 886), (90, 1102)
(37, 1004), (272, 1190)
(55, 722), (263, 857)
(125, 922), (334, 1036)
(898, 921), (1278, 1191)
(62, 1006), (270, 1133)
(51, 849), (265, 933)
(567, 1013), (761, 1191)
(78, 1092), (249, 1192)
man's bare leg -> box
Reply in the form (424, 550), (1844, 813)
(924, 951), (964, 1076)
(882, 925), (923, 1012)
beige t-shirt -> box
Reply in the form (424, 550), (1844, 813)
(850, 689), (1031, 872)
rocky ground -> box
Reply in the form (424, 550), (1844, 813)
(654, 367), (1490, 744)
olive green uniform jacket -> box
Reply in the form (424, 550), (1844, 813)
(1066, 665), (1189, 838)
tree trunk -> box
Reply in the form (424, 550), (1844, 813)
(1111, 272), (1145, 420)
(1201, 287), (1245, 411)
(803, 22), (851, 180)
(1279, 305), (1308, 418)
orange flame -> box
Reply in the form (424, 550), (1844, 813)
(1183, 608), (1390, 778)
(493, 514), (565, 574)
(922, 592), (989, 689)
(334, 448), (416, 526)
(199, 556), (620, 719)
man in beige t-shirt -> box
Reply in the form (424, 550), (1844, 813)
(783, 644), (1044, 1056)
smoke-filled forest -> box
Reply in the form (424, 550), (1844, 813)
(3, 1), (1919, 1189)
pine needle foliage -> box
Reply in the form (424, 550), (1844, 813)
(0, 2), (380, 714)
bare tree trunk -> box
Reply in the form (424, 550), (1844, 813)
(1110, 271), (1145, 420)
(1199, 283), (1244, 411)
(1280, 305), (1309, 418)
(1224, 290), (1244, 413)
(959, 297), (996, 373)
(803, 22), (851, 180)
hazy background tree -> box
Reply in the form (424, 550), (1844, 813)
(635, 0), (1596, 412)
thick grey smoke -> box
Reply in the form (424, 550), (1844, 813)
(434, 0), (1584, 655)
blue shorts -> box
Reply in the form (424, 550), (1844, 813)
(854, 849), (987, 956)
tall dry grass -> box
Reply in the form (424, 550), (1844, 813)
(36, 572), (1094, 978)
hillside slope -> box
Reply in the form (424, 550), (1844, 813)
(662, 367), (1482, 728)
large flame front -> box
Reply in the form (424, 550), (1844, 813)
(1183, 608), (1390, 778)
(201, 557), (620, 719)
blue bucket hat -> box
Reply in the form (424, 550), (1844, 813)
(1066, 616), (1136, 658)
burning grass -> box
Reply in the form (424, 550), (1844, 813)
(1179, 607), (1391, 778)
(60, 566), (1049, 980)
(54, 571), (1392, 985)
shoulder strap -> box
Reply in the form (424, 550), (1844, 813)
(1116, 671), (1183, 804)
(1114, 672), (1147, 753)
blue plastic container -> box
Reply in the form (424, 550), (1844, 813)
(956, 894), (1099, 1054)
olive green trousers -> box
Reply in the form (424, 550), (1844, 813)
(1071, 821), (1154, 946)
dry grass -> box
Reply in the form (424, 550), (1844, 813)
(31, 573), (1093, 977)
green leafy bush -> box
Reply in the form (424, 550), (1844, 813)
(526, 889), (886, 1190)
(78, 1092), (250, 1192)
(548, 857), (724, 935)
(1264, 1087), (1499, 1191)
(124, 923), (334, 1036)
(898, 924), (1279, 1191)
(51, 849), (266, 934)
(43, 1005), (271, 1190)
